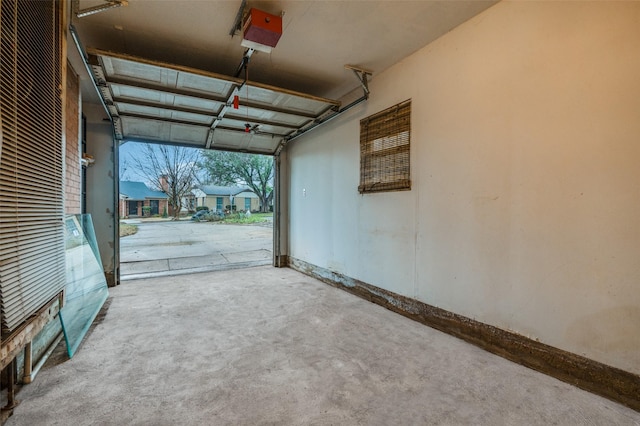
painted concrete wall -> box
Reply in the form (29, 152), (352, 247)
(286, 1), (640, 375)
(84, 103), (118, 287)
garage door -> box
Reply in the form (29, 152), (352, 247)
(87, 49), (340, 155)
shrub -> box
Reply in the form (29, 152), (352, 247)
(120, 223), (138, 237)
(196, 206), (209, 211)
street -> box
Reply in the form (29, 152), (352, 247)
(119, 220), (273, 279)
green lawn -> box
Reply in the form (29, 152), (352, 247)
(119, 223), (139, 237)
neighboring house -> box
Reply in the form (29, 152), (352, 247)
(192, 185), (259, 213)
(182, 191), (196, 213)
(157, 176), (196, 215)
(119, 181), (169, 218)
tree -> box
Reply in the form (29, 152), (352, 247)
(129, 144), (201, 219)
(119, 157), (132, 181)
(200, 151), (274, 213)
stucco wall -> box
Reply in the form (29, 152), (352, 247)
(286, 1), (640, 375)
(200, 196), (225, 211)
(199, 195), (259, 212)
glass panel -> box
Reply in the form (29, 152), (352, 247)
(59, 214), (109, 358)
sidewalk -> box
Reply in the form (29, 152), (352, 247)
(121, 216), (185, 224)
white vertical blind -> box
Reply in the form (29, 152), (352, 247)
(0, 0), (65, 333)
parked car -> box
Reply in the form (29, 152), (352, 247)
(191, 209), (209, 220)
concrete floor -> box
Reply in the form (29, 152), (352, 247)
(7, 266), (640, 425)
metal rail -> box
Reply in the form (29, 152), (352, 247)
(275, 66), (372, 156)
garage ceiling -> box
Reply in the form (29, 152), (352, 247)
(72, 0), (498, 153)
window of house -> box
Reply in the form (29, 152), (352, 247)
(359, 99), (411, 194)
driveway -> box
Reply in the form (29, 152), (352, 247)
(119, 221), (273, 279)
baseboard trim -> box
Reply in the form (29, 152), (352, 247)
(274, 254), (289, 268)
(288, 257), (640, 412)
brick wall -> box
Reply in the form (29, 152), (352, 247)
(119, 200), (140, 218)
(119, 199), (169, 218)
(119, 198), (128, 218)
(65, 63), (81, 215)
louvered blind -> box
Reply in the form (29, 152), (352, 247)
(359, 99), (411, 193)
(0, 0), (65, 334)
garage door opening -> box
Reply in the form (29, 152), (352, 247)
(77, 47), (337, 285)
(118, 142), (274, 279)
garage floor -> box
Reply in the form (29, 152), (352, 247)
(6, 266), (640, 425)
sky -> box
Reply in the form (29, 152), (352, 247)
(118, 141), (204, 184)
(118, 140), (273, 190)
(118, 141), (146, 182)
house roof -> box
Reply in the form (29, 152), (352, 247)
(198, 185), (252, 197)
(120, 181), (168, 201)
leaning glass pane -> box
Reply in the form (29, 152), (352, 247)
(59, 214), (109, 358)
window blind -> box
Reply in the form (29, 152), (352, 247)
(0, 0), (65, 334)
(359, 99), (411, 194)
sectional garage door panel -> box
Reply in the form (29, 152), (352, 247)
(115, 103), (213, 125)
(87, 49), (340, 155)
(109, 84), (225, 114)
(209, 129), (281, 154)
(219, 117), (295, 137)
(121, 117), (209, 147)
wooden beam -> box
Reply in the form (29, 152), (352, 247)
(0, 295), (61, 371)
